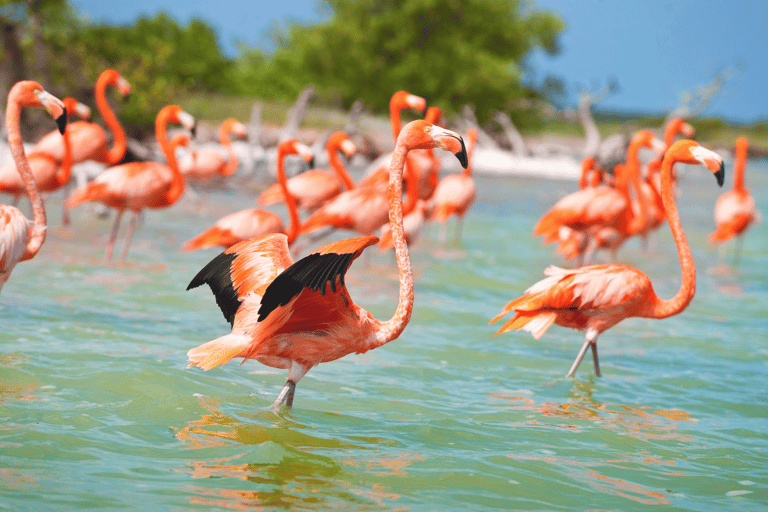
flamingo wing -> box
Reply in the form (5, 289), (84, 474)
(187, 233), (295, 326)
(257, 236), (379, 322)
(491, 264), (652, 338)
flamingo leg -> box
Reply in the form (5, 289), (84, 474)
(272, 361), (310, 408)
(566, 328), (599, 378)
(455, 216), (464, 242)
(105, 209), (124, 261)
(734, 234), (743, 267)
(120, 211), (140, 261)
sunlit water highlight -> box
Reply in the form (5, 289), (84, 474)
(2, 159), (767, 511)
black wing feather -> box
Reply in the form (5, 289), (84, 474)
(257, 251), (355, 322)
(187, 251), (239, 327)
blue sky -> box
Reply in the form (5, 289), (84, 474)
(69, 0), (768, 124)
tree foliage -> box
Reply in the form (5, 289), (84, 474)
(232, 0), (564, 123)
(2, 0), (564, 132)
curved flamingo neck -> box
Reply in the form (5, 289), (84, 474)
(464, 134), (477, 178)
(733, 138), (747, 192)
(6, 88), (46, 260)
(56, 122), (73, 187)
(95, 72), (127, 165)
(625, 144), (649, 234)
(219, 121), (239, 177)
(156, 109), (185, 206)
(645, 151), (696, 319)
(327, 143), (355, 191)
(276, 146), (300, 244)
(663, 119), (685, 147)
(375, 142), (414, 346)
(401, 155), (420, 215)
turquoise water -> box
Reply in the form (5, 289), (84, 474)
(2, 159), (767, 511)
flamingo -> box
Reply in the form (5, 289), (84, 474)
(181, 139), (313, 251)
(31, 69), (130, 165)
(490, 139), (724, 378)
(573, 130), (665, 262)
(299, 154), (420, 240)
(256, 131), (356, 213)
(0, 97), (90, 225)
(1, 81), (66, 291)
(708, 136), (759, 260)
(428, 127), (478, 242)
(357, 91), (427, 190)
(542, 131), (664, 264)
(185, 120), (468, 407)
(65, 105), (196, 261)
(179, 117), (248, 183)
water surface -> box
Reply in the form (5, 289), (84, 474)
(2, 159), (767, 511)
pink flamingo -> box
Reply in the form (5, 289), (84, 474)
(65, 105), (196, 260)
(179, 117), (248, 183)
(491, 140), (724, 377)
(1, 81), (66, 291)
(0, 98), (90, 224)
(428, 127), (478, 241)
(256, 131), (356, 213)
(31, 69), (130, 165)
(181, 139), (313, 251)
(186, 120), (467, 407)
(709, 136), (759, 261)
(357, 90), (427, 190)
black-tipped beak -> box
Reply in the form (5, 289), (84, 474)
(56, 108), (67, 135)
(123, 93), (131, 103)
(190, 123), (197, 138)
(455, 137), (468, 169)
(308, 157), (315, 169)
(715, 162), (725, 187)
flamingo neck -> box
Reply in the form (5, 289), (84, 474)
(157, 112), (185, 206)
(644, 152), (696, 319)
(6, 92), (46, 260)
(277, 147), (300, 244)
(56, 124), (73, 187)
(625, 146), (649, 234)
(95, 74), (127, 165)
(219, 125), (238, 177)
(328, 146), (355, 191)
(733, 141), (747, 192)
(390, 103), (404, 141)
(375, 143), (414, 346)
(402, 154), (419, 215)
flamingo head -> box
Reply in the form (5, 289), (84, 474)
(63, 97), (92, 121)
(633, 129), (666, 154)
(399, 120), (468, 169)
(669, 140), (725, 187)
(680, 121), (695, 139)
(327, 132), (356, 159)
(12, 81), (67, 134)
(424, 106), (443, 125)
(158, 105), (196, 137)
(223, 118), (248, 140)
(391, 90), (427, 116)
(280, 139), (315, 169)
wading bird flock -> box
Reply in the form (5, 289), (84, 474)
(2, 68), (759, 408)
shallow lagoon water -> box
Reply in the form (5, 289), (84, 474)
(2, 158), (767, 511)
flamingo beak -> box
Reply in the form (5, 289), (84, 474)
(455, 138), (468, 169)
(714, 162), (725, 187)
(55, 108), (67, 134)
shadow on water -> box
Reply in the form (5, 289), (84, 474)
(173, 394), (409, 510)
